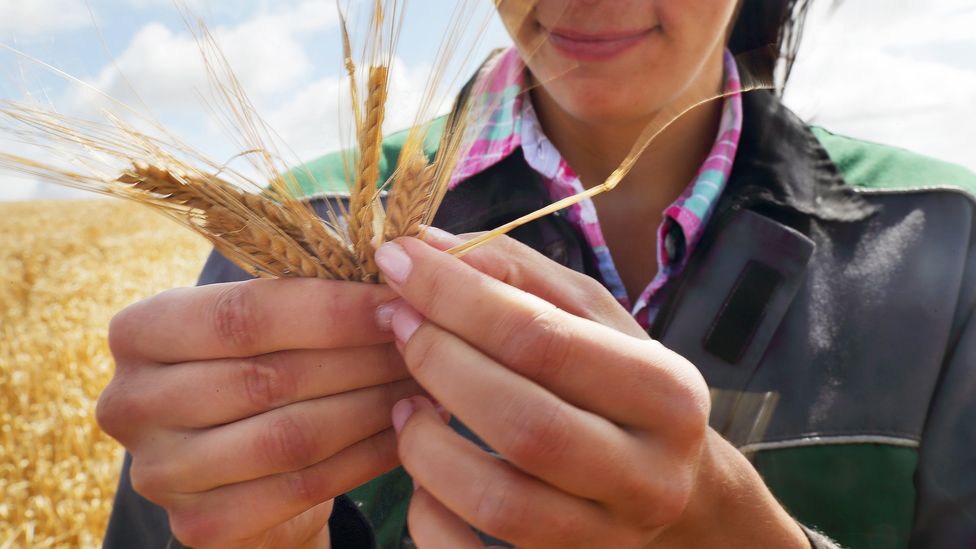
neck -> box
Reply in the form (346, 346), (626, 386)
(529, 56), (726, 214)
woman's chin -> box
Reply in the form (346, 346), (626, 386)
(551, 89), (662, 128)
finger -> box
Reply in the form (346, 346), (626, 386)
(136, 344), (407, 428)
(394, 396), (617, 549)
(392, 316), (654, 506)
(408, 488), (484, 549)
(164, 429), (398, 549)
(137, 378), (424, 494)
(377, 238), (708, 430)
(420, 227), (646, 339)
(110, 278), (397, 363)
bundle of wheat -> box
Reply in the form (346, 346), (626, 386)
(0, 1), (768, 283)
(0, 200), (210, 548)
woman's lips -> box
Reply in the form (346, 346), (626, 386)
(547, 27), (657, 61)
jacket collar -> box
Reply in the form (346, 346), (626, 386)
(723, 90), (877, 222)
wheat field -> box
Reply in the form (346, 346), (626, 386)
(0, 200), (210, 548)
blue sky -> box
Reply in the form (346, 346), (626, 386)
(0, 0), (974, 200)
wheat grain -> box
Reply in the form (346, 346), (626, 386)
(385, 149), (433, 240)
(120, 162), (351, 279)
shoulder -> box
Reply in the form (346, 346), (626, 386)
(810, 126), (976, 197)
(284, 116), (448, 198)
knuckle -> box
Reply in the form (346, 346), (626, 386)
(258, 412), (316, 472)
(95, 381), (146, 440)
(421, 268), (455, 318)
(504, 400), (572, 469)
(636, 341), (711, 445)
(616, 468), (662, 517)
(241, 353), (294, 410)
(574, 270), (607, 298)
(505, 306), (572, 380)
(491, 237), (525, 282)
(285, 469), (333, 506)
(644, 471), (694, 528)
(402, 328), (443, 381)
(473, 475), (528, 539)
(94, 384), (121, 436)
(168, 506), (219, 549)
(128, 459), (166, 502)
(662, 363), (711, 446)
(107, 306), (136, 359)
(579, 277), (622, 318)
(210, 281), (262, 354)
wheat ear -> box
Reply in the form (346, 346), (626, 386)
(348, 65), (388, 281)
(119, 163), (350, 279)
(385, 149), (433, 240)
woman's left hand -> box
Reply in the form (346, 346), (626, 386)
(373, 230), (807, 549)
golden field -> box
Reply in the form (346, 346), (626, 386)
(0, 200), (210, 548)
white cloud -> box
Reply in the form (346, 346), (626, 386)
(784, 0), (976, 172)
(266, 57), (441, 163)
(0, 1), (89, 36)
(72, 2), (339, 115)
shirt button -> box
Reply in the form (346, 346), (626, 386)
(664, 224), (686, 265)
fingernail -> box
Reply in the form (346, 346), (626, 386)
(391, 304), (424, 344)
(412, 478), (419, 491)
(392, 398), (416, 434)
(375, 242), (412, 284)
(375, 299), (400, 331)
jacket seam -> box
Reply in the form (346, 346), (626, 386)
(851, 184), (976, 203)
(740, 435), (921, 454)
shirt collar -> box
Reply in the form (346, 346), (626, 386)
(449, 47), (527, 189)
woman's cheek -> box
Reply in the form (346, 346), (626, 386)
(656, 0), (739, 55)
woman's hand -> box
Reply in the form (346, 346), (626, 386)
(97, 279), (424, 549)
(375, 230), (809, 548)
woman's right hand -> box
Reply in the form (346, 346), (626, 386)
(97, 278), (422, 549)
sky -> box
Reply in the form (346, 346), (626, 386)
(0, 0), (973, 201)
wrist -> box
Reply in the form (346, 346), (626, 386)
(653, 429), (808, 548)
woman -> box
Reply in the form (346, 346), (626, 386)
(99, 1), (976, 548)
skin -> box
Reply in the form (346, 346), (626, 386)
(97, 1), (809, 547)
(97, 280), (412, 548)
(379, 230), (808, 548)
(498, 0), (734, 301)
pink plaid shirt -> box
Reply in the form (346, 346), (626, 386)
(451, 47), (743, 329)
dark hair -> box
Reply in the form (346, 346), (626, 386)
(728, 0), (816, 93)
